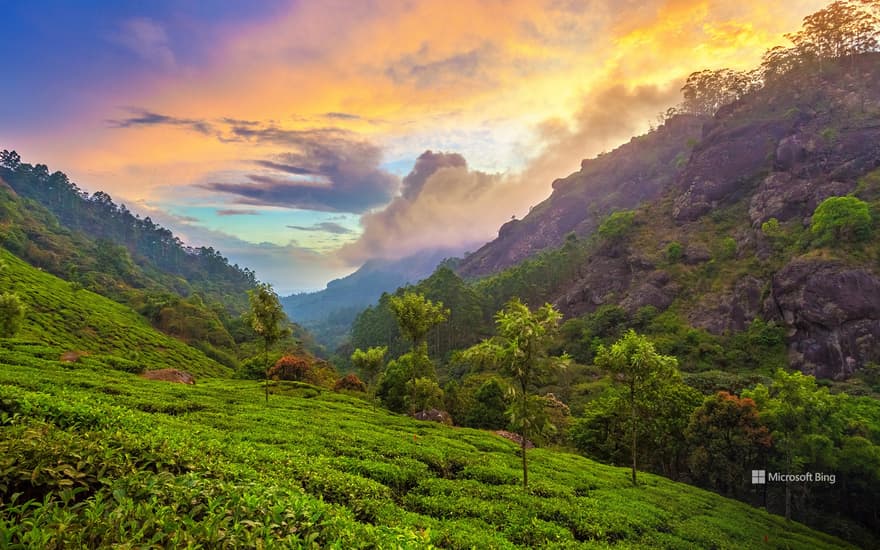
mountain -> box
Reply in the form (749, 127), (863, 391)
(457, 114), (706, 278)
(282, 248), (459, 349)
(545, 53), (880, 379)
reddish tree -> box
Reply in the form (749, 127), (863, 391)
(268, 354), (312, 381)
(686, 391), (772, 498)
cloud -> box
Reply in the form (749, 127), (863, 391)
(111, 17), (176, 69)
(107, 108), (214, 134)
(400, 150), (467, 199)
(216, 209), (260, 216)
(339, 80), (680, 263)
(201, 135), (399, 212)
(106, 111), (400, 213)
(386, 44), (497, 89)
(323, 112), (361, 120)
(287, 222), (353, 234)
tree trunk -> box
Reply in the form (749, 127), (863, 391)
(630, 381), (638, 486)
(264, 338), (270, 404)
(785, 481), (791, 521)
(521, 430), (528, 489)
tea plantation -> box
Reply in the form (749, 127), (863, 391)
(0, 372), (851, 547)
(0, 248), (852, 548)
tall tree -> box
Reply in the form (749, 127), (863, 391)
(466, 298), (569, 488)
(247, 283), (290, 403)
(388, 290), (449, 355)
(350, 346), (387, 387)
(595, 330), (678, 485)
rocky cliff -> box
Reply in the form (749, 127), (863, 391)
(467, 56), (880, 379)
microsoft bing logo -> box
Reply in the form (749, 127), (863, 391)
(751, 470), (766, 485)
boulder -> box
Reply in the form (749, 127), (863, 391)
(412, 408), (452, 425)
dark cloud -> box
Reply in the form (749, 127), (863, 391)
(216, 209), (261, 216)
(107, 108), (214, 135)
(287, 222), (353, 234)
(323, 112), (361, 120)
(401, 150), (467, 199)
(204, 131), (399, 212)
(253, 160), (315, 175)
(108, 109), (400, 213)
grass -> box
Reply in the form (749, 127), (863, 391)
(0, 247), (229, 378)
(0, 354), (852, 548)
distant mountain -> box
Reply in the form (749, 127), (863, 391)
(281, 248), (460, 349)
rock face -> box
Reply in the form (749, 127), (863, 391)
(768, 260), (880, 379)
(690, 276), (766, 335)
(412, 408), (453, 425)
(457, 114), (706, 278)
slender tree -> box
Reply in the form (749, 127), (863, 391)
(595, 330), (678, 485)
(247, 283), (289, 403)
(466, 298), (569, 488)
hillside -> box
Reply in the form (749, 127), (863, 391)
(548, 54), (880, 379)
(0, 247), (230, 378)
(0, 352), (849, 548)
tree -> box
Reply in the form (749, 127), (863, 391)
(0, 293), (25, 338)
(465, 298), (569, 488)
(686, 391), (772, 497)
(595, 330), (678, 485)
(388, 291), (449, 353)
(743, 370), (841, 521)
(388, 291), (448, 407)
(464, 377), (509, 429)
(247, 283), (290, 403)
(811, 195), (872, 244)
(350, 346), (387, 387)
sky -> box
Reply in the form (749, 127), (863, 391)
(0, 0), (827, 294)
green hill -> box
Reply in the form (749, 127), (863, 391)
(0, 247), (230, 378)
(0, 354), (849, 548)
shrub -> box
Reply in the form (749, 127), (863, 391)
(811, 196), (872, 244)
(268, 354), (312, 381)
(715, 237), (737, 260)
(597, 210), (636, 241)
(666, 241), (683, 263)
(334, 373), (367, 393)
(0, 292), (25, 338)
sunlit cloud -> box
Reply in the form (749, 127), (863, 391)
(3, 0), (829, 291)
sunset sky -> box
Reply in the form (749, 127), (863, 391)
(0, 0), (827, 293)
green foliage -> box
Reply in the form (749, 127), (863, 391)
(0, 248), (228, 378)
(0, 340), (861, 548)
(248, 282), (291, 402)
(597, 210), (636, 241)
(463, 378), (509, 430)
(406, 377), (444, 413)
(388, 291), (449, 350)
(686, 391), (771, 498)
(811, 195), (873, 244)
(666, 241), (683, 263)
(350, 346), (387, 387)
(465, 299), (569, 488)
(0, 292), (25, 337)
(716, 236), (738, 260)
(375, 355), (414, 413)
(595, 330), (680, 485)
